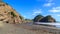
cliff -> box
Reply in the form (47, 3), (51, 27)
(0, 2), (23, 24)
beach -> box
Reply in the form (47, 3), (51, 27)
(0, 22), (60, 34)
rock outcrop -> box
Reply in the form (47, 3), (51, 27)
(0, 2), (23, 24)
(39, 15), (56, 22)
(33, 15), (56, 23)
(33, 14), (43, 22)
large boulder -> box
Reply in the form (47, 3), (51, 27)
(33, 14), (43, 22)
(39, 15), (56, 22)
(0, 2), (23, 24)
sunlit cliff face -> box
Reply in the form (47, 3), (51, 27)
(0, 2), (22, 24)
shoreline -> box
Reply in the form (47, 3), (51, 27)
(0, 22), (60, 34)
(19, 23), (60, 34)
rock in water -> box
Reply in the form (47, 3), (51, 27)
(39, 15), (56, 22)
(0, 2), (23, 24)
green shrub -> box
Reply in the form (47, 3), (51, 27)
(10, 12), (16, 17)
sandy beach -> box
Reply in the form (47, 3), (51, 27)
(0, 22), (60, 34)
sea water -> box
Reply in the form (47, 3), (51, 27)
(34, 22), (60, 28)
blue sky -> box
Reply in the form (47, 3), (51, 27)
(3, 0), (60, 21)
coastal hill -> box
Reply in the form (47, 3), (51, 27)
(33, 14), (56, 23)
(0, 2), (23, 24)
(39, 15), (56, 22)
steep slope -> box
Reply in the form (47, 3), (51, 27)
(0, 2), (23, 24)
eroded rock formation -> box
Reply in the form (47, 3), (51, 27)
(0, 2), (23, 24)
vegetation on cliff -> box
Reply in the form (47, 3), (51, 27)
(33, 14), (43, 22)
(0, 2), (24, 24)
(39, 15), (56, 22)
(33, 14), (56, 23)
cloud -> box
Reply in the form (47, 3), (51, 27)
(43, 0), (55, 7)
(49, 7), (60, 13)
(44, 3), (54, 7)
(57, 15), (60, 16)
(32, 9), (42, 15)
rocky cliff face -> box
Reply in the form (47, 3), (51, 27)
(39, 15), (56, 22)
(0, 2), (23, 24)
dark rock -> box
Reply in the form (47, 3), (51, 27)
(39, 15), (56, 22)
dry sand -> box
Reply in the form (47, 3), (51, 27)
(0, 22), (59, 34)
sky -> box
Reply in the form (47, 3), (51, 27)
(3, 0), (60, 21)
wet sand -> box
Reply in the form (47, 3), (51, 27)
(0, 22), (60, 34)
